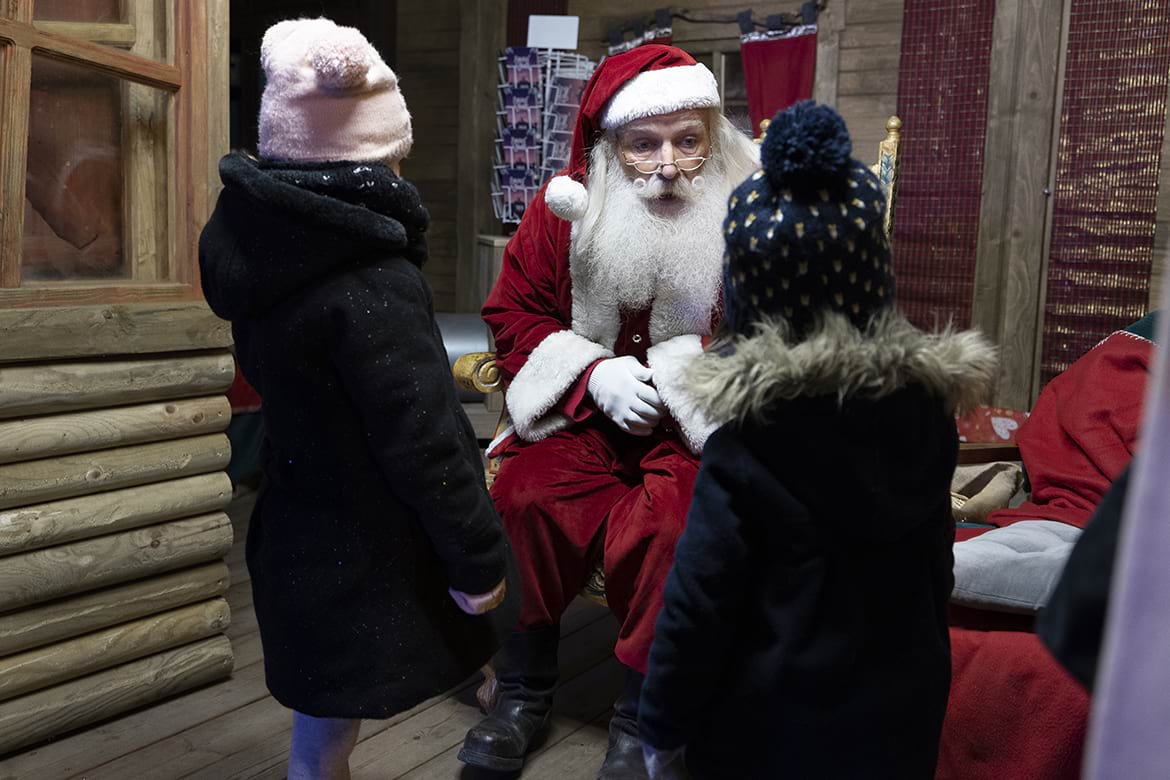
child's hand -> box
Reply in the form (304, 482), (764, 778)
(449, 579), (507, 615)
(643, 743), (688, 779)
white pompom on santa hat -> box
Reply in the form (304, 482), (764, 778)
(544, 44), (721, 222)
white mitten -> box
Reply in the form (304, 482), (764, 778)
(587, 356), (664, 436)
(449, 579), (507, 615)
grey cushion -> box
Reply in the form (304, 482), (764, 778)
(952, 520), (1083, 613)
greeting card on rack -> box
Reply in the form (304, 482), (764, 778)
(492, 47), (596, 226)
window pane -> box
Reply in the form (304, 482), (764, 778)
(23, 55), (171, 283)
(34, 0), (125, 23)
(34, 1), (170, 62)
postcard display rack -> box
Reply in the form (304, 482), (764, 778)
(493, 47), (595, 226)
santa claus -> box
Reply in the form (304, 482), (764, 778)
(459, 45), (760, 776)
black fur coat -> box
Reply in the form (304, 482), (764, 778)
(200, 153), (517, 718)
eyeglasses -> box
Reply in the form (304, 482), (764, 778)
(624, 156), (709, 175)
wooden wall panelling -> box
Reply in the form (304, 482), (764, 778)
(398, 0), (461, 311)
(844, 0), (905, 25)
(813, 0), (845, 107)
(1152, 90), (1170, 309)
(0, 433), (230, 510)
(0, 472), (231, 555)
(0, 396), (230, 464)
(456, 0), (506, 313)
(835, 0), (903, 154)
(125, 0), (165, 282)
(32, 21), (137, 46)
(971, 0), (1066, 410)
(0, 635), (234, 756)
(0, 352), (233, 419)
(171, 0), (208, 287)
(206, 0), (229, 209)
(0, 598), (230, 702)
(0, 561), (230, 656)
(1026, 0), (1073, 399)
(0, 512), (233, 612)
(0, 37), (32, 288)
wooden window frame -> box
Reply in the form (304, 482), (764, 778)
(0, 0), (212, 308)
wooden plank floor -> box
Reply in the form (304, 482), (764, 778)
(1, 492), (622, 779)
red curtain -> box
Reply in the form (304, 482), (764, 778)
(740, 30), (817, 137)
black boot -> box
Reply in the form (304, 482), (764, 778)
(598, 670), (650, 779)
(459, 626), (559, 772)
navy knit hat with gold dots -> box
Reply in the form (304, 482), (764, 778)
(723, 101), (894, 339)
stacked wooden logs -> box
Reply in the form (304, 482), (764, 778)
(0, 342), (237, 755)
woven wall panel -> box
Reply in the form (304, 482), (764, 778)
(893, 0), (996, 329)
(1040, 0), (1170, 383)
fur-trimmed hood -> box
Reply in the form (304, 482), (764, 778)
(689, 312), (997, 426)
(200, 153), (428, 321)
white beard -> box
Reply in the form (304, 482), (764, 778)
(569, 143), (732, 347)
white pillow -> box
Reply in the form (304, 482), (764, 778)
(952, 520), (1082, 613)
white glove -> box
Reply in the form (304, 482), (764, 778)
(449, 579), (507, 615)
(587, 356), (664, 436)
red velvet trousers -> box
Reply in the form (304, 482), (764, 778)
(491, 419), (699, 674)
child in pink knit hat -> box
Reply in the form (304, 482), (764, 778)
(199, 18), (517, 778)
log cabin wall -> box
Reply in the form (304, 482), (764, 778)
(0, 303), (235, 756)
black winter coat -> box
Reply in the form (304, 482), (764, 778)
(638, 314), (997, 779)
(199, 153), (518, 718)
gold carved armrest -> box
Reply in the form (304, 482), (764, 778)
(454, 351), (504, 394)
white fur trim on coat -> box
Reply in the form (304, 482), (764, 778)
(600, 64), (720, 130)
(506, 329), (614, 441)
(688, 312), (998, 427)
(545, 176), (589, 222)
(646, 335), (718, 453)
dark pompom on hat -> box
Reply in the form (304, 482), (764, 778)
(723, 101), (894, 339)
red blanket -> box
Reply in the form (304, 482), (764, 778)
(939, 628), (1089, 779)
(989, 328), (1153, 529)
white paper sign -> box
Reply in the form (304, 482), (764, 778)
(527, 15), (580, 50)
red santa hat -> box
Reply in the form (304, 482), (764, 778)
(544, 44), (720, 222)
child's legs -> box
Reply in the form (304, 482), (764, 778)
(289, 712), (361, 780)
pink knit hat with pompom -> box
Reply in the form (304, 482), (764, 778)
(259, 18), (412, 165)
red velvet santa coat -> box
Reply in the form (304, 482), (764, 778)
(483, 183), (719, 453)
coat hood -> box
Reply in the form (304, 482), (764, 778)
(694, 312), (997, 545)
(199, 152), (429, 320)
(690, 311), (998, 426)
